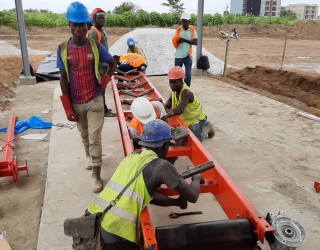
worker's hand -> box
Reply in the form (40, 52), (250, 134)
(100, 75), (112, 88)
(60, 95), (78, 122)
(178, 196), (188, 209)
(166, 110), (175, 118)
(177, 38), (185, 44)
(192, 174), (205, 184)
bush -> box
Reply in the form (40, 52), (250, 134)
(0, 10), (300, 28)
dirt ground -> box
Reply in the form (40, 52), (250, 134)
(0, 23), (320, 249)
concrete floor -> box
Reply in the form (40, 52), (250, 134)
(37, 75), (320, 249)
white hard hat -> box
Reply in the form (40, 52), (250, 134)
(180, 12), (191, 20)
(131, 97), (156, 124)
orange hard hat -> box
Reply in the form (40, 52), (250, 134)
(167, 66), (185, 80)
(92, 8), (105, 18)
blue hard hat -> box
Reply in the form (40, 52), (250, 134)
(127, 38), (136, 47)
(66, 2), (91, 23)
(139, 120), (172, 148)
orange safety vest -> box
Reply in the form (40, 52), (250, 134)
(172, 25), (195, 55)
(87, 26), (102, 43)
(120, 53), (146, 68)
(129, 104), (160, 136)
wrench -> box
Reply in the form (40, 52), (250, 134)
(169, 211), (202, 218)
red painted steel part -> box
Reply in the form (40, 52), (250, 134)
(315, 181), (320, 193)
(0, 113), (29, 182)
(111, 72), (274, 248)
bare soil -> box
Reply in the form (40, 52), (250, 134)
(0, 23), (320, 249)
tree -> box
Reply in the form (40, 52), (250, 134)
(161, 0), (185, 13)
(113, 1), (137, 14)
(280, 9), (297, 20)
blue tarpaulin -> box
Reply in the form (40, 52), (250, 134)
(0, 116), (53, 134)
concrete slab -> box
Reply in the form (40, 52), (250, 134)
(37, 84), (124, 249)
(109, 28), (227, 75)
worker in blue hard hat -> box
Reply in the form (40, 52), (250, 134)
(126, 37), (147, 62)
(87, 119), (204, 248)
(57, 1), (117, 193)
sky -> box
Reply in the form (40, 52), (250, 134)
(1, 0), (319, 14)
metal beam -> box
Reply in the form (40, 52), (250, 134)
(15, 0), (31, 76)
(196, 0), (204, 68)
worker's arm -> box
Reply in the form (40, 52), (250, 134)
(87, 29), (98, 41)
(165, 95), (172, 109)
(177, 38), (197, 46)
(171, 90), (194, 115)
(150, 193), (187, 209)
(175, 175), (203, 203)
(60, 69), (70, 96)
(105, 56), (117, 77)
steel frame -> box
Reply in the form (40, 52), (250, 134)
(111, 72), (274, 249)
(0, 113), (28, 181)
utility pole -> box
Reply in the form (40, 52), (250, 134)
(15, 0), (36, 84)
(196, 0), (204, 69)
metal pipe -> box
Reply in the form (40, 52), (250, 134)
(196, 0), (204, 68)
(15, 0), (31, 76)
(280, 35), (288, 70)
(223, 39), (230, 77)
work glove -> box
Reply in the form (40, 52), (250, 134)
(100, 75), (112, 88)
(192, 174), (205, 184)
(60, 95), (77, 122)
(178, 196), (188, 209)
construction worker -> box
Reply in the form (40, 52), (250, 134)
(87, 7), (116, 117)
(57, 2), (117, 192)
(87, 119), (204, 249)
(172, 12), (197, 87)
(127, 38), (147, 61)
(113, 53), (147, 73)
(129, 97), (167, 140)
(165, 66), (215, 142)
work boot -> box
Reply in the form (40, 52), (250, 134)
(92, 166), (103, 193)
(201, 121), (215, 139)
(85, 156), (92, 170)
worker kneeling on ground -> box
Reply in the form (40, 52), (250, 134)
(129, 96), (167, 140)
(113, 53), (147, 73)
(129, 97), (187, 163)
(165, 66), (215, 142)
(87, 119), (204, 249)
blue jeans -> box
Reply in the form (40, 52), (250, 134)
(188, 117), (207, 142)
(175, 56), (192, 87)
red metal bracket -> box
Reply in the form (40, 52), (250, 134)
(315, 181), (320, 193)
(0, 113), (29, 182)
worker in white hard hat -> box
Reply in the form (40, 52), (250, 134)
(172, 12), (197, 87)
(129, 97), (188, 164)
(129, 97), (167, 140)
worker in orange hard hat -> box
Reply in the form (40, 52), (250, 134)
(165, 66), (215, 142)
(87, 7), (116, 117)
(172, 12), (197, 87)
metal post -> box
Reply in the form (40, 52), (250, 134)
(223, 39), (229, 76)
(196, 0), (204, 68)
(280, 35), (287, 70)
(15, 0), (31, 76)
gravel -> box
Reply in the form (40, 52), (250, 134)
(0, 41), (51, 56)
